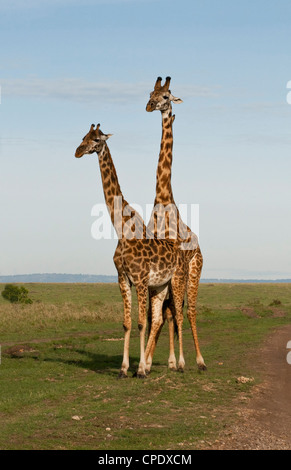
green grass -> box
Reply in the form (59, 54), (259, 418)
(0, 282), (291, 450)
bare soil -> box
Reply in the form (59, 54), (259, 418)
(201, 324), (291, 450)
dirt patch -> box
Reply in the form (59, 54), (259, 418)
(270, 308), (286, 318)
(241, 307), (259, 318)
(4, 345), (39, 358)
(102, 338), (124, 342)
(200, 324), (291, 450)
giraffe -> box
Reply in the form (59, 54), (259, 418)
(75, 123), (180, 378)
(145, 76), (207, 373)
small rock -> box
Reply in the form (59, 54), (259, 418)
(236, 376), (254, 384)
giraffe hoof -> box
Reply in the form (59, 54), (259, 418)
(177, 367), (184, 373)
(198, 364), (207, 371)
(118, 370), (128, 379)
(145, 369), (151, 376)
(169, 367), (177, 372)
(136, 373), (146, 379)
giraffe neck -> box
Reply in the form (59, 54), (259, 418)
(148, 106), (181, 241)
(154, 106), (175, 206)
(151, 106), (198, 248)
(97, 143), (146, 239)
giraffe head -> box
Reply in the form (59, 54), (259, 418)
(146, 76), (183, 113)
(75, 123), (112, 158)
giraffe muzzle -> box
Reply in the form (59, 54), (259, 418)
(75, 146), (85, 158)
(146, 102), (155, 112)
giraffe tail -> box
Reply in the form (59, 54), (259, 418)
(162, 290), (179, 339)
(147, 304), (152, 340)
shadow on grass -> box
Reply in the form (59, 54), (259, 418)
(42, 348), (142, 378)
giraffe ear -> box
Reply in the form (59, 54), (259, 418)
(170, 94), (183, 104)
(100, 133), (113, 141)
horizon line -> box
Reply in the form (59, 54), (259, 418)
(0, 273), (291, 283)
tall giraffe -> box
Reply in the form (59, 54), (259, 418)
(75, 123), (180, 378)
(145, 77), (206, 372)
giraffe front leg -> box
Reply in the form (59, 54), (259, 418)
(177, 317), (185, 372)
(118, 274), (132, 379)
(167, 312), (177, 371)
(145, 301), (153, 373)
(145, 320), (164, 374)
(145, 287), (167, 374)
(136, 284), (148, 379)
(162, 297), (177, 371)
(171, 276), (186, 372)
(145, 286), (168, 374)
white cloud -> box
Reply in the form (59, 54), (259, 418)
(0, 77), (216, 104)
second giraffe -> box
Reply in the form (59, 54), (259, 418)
(145, 76), (206, 373)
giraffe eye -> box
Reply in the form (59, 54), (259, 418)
(163, 95), (169, 100)
(94, 138), (100, 142)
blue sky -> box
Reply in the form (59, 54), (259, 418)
(0, 0), (291, 279)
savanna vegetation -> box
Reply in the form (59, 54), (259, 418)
(1, 282), (291, 450)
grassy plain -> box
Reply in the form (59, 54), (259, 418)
(0, 282), (291, 450)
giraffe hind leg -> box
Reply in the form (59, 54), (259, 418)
(117, 273), (132, 378)
(187, 250), (207, 371)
